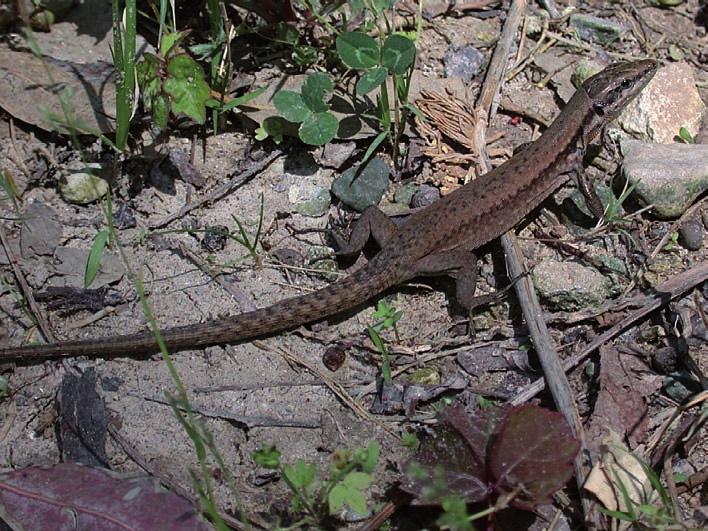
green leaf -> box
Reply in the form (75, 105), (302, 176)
(136, 53), (162, 92)
(328, 484), (347, 513)
(136, 54), (164, 117)
(299, 111), (338, 145)
(164, 55), (211, 123)
(253, 445), (281, 469)
(85, 230), (109, 288)
(597, 507), (636, 521)
(382, 34), (416, 75)
(190, 41), (220, 60)
(336, 32), (380, 69)
(362, 131), (389, 164)
(401, 432), (418, 449)
(405, 102), (427, 122)
(367, 325), (392, 385)
(160, 30), (188, 56)
(254, 126), (269, 141)
(284, 459), (317, 489)
(344, 471), (373, 489)
(437, 496), (475, 531)
(293, 46), (318, 67)
(679, 126), (695, 144)
(371, 300), (402, 330)
(273, 90), (309, 123)
(356, 66), (388, 95)
(0, 169), (20, 213)
(372, 300), (392, 320)
(329, 484), (368, 515)
(348, 0), (365, 19)
(375, 0), (395, 11)
(259, 116), (285, 143)
(276, 21), (300, 45)
(152, 94), (170, 130)
(361, 440), (379, 473)
(301, 72), (334, 113)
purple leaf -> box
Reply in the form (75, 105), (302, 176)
(0, 463), (211, 530)
(490, 404), (579, 509)
(441, 403), (503, 467)
(399, 403), (578, 514)
(400, 405), (490, 506)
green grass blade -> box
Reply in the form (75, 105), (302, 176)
(85, 230), (109, 288)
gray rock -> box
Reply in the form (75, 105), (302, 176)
(393, 183), (417, 207)
(20, 202), (61, 259)
(532, 259), (612, 311)
(306, 246), (337, 282)
(331, 158), (389, 212)
(569, 14), (625, 45)
(622, 140), (708, 219)
(289, 184), (331, 217)
(59, 161), (109, 204)
(617, 62), (704, 144)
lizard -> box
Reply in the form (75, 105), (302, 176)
(0, 59), (657, 361)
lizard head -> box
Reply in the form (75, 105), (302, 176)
(582, 59), (658, 143)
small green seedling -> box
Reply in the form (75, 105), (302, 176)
(370, 299), (402, 334)
(593, 176), (643, 250)
(272, 72), (340, 146)
(253, 440), (379, 527)
(368, 300), (402, 385)
(437, 495), (475, 531)
(368, 325), (393, 386)
(230, 192), (265, 266)
(602, 175), (639, 227)
(664, 231), (679, 251)
(136, 31), (211, 130)
(336, 31), (419, 164)
(678, 126), (695, 144)
(266, 29), (419, 167)
(400, 431), (418, 449)
(85, 191), (116, 288)
(136, 194), (265, 271)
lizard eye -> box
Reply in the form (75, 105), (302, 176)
(621, 78), (633, 89)
(594, 104), (606, 116)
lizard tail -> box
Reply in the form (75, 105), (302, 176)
(0, 261), (397, 361)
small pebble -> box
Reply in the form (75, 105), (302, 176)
(322, 344), (347, 371)
(112, 203), (136, 229)
(411, 184), (440, 208)
(652, 347), (679, 374)
(201, 225), (229, 252)
(678, 218), (704, 250)
(444, 45), (484, 83)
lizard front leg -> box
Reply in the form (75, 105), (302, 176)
(574, 169), (607, 223)
(337, 206), (399, 256)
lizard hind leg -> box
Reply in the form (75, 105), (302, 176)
(410, 246), (519, 314)
(407, 247), (479, 310)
